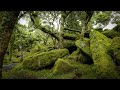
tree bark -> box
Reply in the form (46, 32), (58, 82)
(80, 11), (94, 40)
(0, 11), (20, 79)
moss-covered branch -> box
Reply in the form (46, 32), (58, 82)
(64, 28), (81, 33)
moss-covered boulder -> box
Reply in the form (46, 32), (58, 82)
(53, 59), (76, 75)
(78, 52), (93, 64)
(52, 57), (96, 79)
(111, 37), (120, 65)
(75, 38), (91, 57)
(30, 44), (48, 53)
(23, 49), (69, 70)
(63, 39), (75, 49)
(75, 39), (93, 64)
(63, 49), (79, 61)
(90, 30), (119, 79)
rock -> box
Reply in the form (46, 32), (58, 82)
(75, 38), (91, 57)
(75, 38), (93, 64)
(111, 37), (120, 66)
(90, 30), (119, 79)
(63, 39), (75, 49)
(52, 56), (96, 79)
(53, 59), (75, 74)
(23, 49), (69, 70)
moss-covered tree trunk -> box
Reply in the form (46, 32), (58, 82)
(57, 11), (66, 49)
(80, 11), (94, 40)
(0, 11), (19, 79)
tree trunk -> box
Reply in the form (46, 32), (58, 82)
(8, 45), (13, 61)
(0, 11), (19, 79)
(57, 11), (67, 49)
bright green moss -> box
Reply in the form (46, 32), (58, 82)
(3, 62), (52, 79)
(63, 39), (75, 48)
(111, 37), (120, 50)
(3, 54), (10, 64)
(90, 30), (119, 79)
(63, 49), (79, 61)
(52, 57), (96, 79)
(75, 38), (91, 57)
(72, 63), (97, 79)
(12, 63), (24, 71)
(23, 49), (69, 70)
(48, 72), (76, 79)
(2, 68), (52, 79)
(53, 59), (75, 75)
(111, 37), (120, 65)
(30, 44), (48, 53)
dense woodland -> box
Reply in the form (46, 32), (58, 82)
(0, 11), (120, 79)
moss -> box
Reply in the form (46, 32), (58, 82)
(3, 54), (10, 64)
(102, 29), (120, 39)
(53, 59), (76, 75)
(48, 72), (76, 79)
(12, 63), (24, 71)
(75, 38), (91, 57)
(11, 57), (21, 63)
(3, 59), (96, 79)
(111, 37), (120, 65)
(23, 49), (69, 70)
(78, 53), (93, 64)
(24, 44), (54, 58)
(63, 39), (75, 49)
(3, 63), (52, 79)
(95, 28), (103, 32)
(63, 33), (77, 40)
(75, 39), (93, 64)
(30, 44), (48, 53)
(52, 57), (96, 79)
(90, 30), (119, 79)
(63, 49), (79, 61)
(111, 37), (120, 50)
(72, 63), (97, 79)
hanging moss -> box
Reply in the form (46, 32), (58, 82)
(90, 30), (119, 79)
(23, 49), (69, 70)
(111, 37), (120, 66)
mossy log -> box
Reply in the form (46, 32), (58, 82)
(90, 30), (119, 79)
(23, 49), (69, 70)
